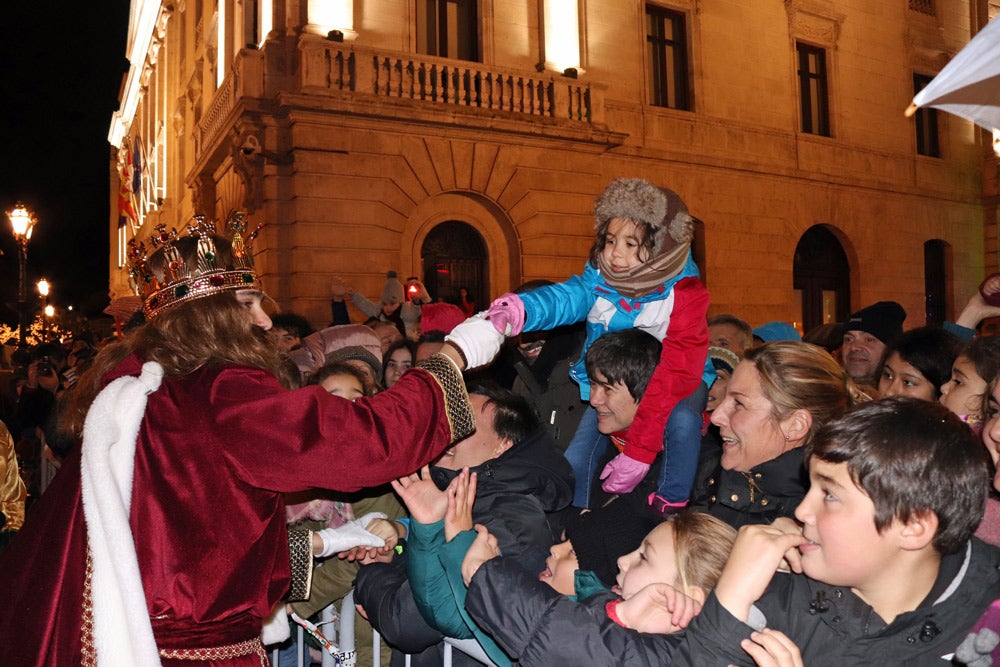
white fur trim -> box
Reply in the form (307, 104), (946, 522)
(261, 603), (290, 645)
(80, 362), (164, 667)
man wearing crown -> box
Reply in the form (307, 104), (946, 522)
(0, 214), (505, 666)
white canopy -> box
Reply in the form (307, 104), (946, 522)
(907, 15), (1000, 133)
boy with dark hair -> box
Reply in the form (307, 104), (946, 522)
(670, 397), (1000, 666)
(575, 329), (664, 508)
(584, 328), (662, 404)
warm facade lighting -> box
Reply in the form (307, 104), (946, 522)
(258, 0), (273, 47)
(217, 0), (227, 87)
(543, 0), (582, 74)
(306, 0), (357, 40)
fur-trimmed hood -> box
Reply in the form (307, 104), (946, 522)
(593, 178), (693, 257)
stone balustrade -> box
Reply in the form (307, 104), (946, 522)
(297, 39), (604, 126)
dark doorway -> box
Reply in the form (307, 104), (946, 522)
(793, 225), (850, 334)
(924, 239), (951, 325)
(420, 221), (488, 309)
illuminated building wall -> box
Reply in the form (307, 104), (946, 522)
(108, 0), (998, 331)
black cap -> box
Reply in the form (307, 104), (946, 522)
(844, 301), (906, 345)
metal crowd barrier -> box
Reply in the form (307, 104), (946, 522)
(270, 589), (497, 667)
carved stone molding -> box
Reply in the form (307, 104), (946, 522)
(903, 20), (951, 74)
(189, 173), (214, 217)
(229, 124), (265, 214)
(785, 0), (845, 47)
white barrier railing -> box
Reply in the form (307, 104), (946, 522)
(269, 590), (496, 667)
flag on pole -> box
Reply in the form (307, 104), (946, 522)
(132, 136), (143, 194)
(118, 139), (138, 228)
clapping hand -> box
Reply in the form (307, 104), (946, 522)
(461, 524), (500, 586)
(391, 466), (447, 525)
(445, 467), (477, 542)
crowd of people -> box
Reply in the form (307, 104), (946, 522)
(3, 180), (1000, 666)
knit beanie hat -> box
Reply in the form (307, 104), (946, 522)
(562, 501), (661, 588)
(325, 345), (384, 385)
(420, 302), (467, 335)
(708, 346), (740, 376)
(844, 301), (906, 345)
(381, 271), (405, 306)
(752, 321), (802, 344)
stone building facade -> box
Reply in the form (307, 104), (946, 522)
(108, 0), (1000, 333)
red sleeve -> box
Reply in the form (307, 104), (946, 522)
(623, 278), (710, 464)
(212, 365), (459, 492)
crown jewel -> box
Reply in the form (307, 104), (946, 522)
(127, 212), (263, 320)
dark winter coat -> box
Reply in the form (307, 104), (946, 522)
(691, 446), (808, 529)
(465, 558), (683, 666)
(510, 325), (587, 453)
(355, 426), (574, 664)
(671, 538), (1000, 666)
(427, 426), (574, 559)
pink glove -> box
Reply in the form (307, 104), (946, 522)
(600, 453), (651, 494)
(486, 292), (526, 337)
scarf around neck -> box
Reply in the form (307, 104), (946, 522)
(596, 239), (691, 299)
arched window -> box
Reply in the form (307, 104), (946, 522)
(793, 225), (850, 334)
(421, 221), (488, 307)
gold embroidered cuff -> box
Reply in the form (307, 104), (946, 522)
(287, 528), (314, 601)
(417, 354), (475, 442)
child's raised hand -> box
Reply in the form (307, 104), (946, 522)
(363, 517), (401, 553)
(612, 583), (702, 634)
(739, 629), (804, 667)
(714, 525), (807, 623)
(461, 524), (500, 586)
(768, 517), (805, 574)
(485, 292), (526, 336)
(330, 277), (353, 299)
(445, 468), (477, 542)
(391, 466), (447, 525)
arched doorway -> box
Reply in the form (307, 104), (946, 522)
(924, 239), (952, 325)
(793, 225), (850, 334)
(420, 221), (488, 308)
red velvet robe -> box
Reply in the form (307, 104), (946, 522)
(0, 355), (464, 666)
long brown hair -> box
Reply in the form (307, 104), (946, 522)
(63, 292), (286, 437)
(744, 341), (869, 445)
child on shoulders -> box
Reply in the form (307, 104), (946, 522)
(486, 178), (712, 513)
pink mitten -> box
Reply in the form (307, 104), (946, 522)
(486, 292), (526, 337)
(600, 453), (651, 494)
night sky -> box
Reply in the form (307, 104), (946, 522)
(0, 2), (131, 321)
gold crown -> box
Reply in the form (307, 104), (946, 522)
(127, 212), (263, 320)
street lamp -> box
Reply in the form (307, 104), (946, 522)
(8, 204), (36, 348)
(37, 279), (50, 342)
